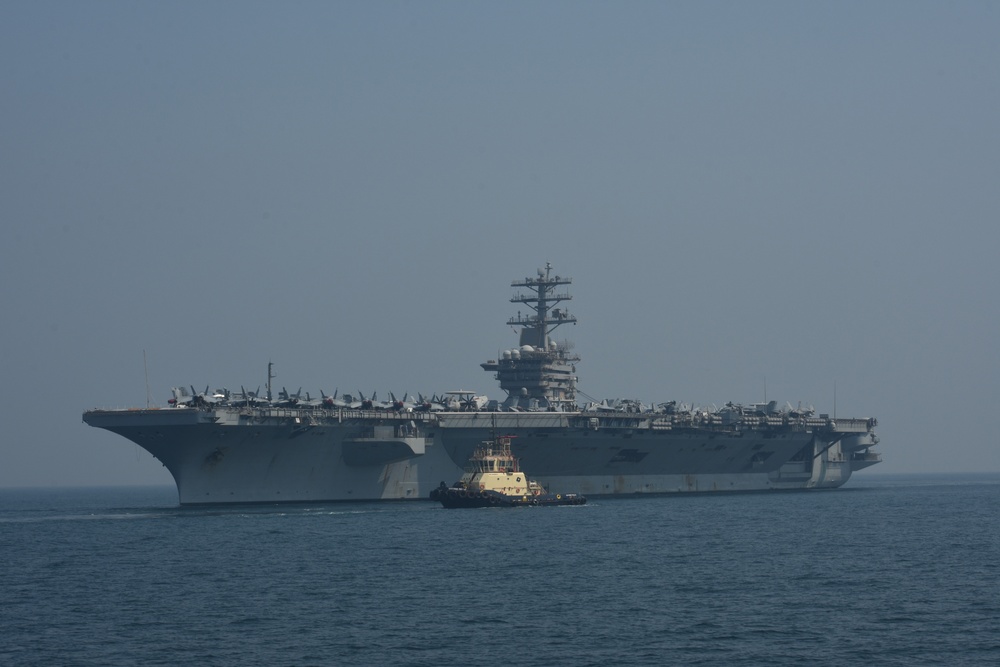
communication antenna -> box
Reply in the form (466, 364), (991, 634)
(834, 381), (837, 420)
(267, 361), (275, 402)
(143, 349), (153, 408)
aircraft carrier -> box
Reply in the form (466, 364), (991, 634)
(83, 264), (881, 504)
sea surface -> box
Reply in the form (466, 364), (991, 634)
(2, 474), (998, 666)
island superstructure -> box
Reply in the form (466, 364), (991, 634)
(83, 264), (881, 504)
(481, 265), (580, 411)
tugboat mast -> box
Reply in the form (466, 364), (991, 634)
(482, 263), (580, 411)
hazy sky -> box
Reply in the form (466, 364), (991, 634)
(2, 1), (998, 487)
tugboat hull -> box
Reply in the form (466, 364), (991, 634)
(432, 486), (586, 508)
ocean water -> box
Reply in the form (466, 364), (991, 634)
(2, 475), (998, 666)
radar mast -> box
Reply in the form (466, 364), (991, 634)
(482, 263), (580, 411)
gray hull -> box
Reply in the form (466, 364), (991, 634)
(83, 406), (880, 504)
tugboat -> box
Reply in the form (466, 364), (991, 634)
(429, 435), (586, 508)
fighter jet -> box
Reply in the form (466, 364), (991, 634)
(273, 387), (302, 408)
(390, 392), (417, 412)
(321, 389), (350, 409)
